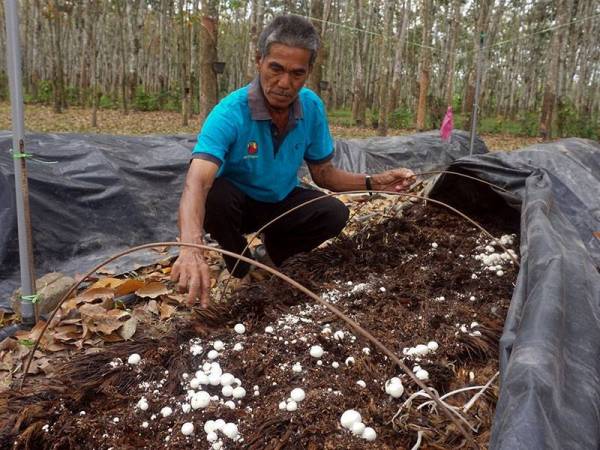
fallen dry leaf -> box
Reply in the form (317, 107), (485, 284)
(22, 320), (47, 342)
(44, 342), (69, 352)
(90, 278), (124, 289)
(51, 325), (81, 343)
(136, 282), (170, 299)
(59, 318), (82, 326)
(593, 231), (600, 240)
(26, 358), (44, 375)
(166, 293), (187, 304)
(131, 307), (153, 324)
(119, 317), (137, 340)
(63, 287), (115, 312)
(37, 357), (52, 374)
(14, 321), (57, 351)
(79, 287), (115, 303)
(114, 279), (145, 296)
(159, 302), (177, 320)
(102, 332), (125, 343)
(80, 304), (131, 335)
(144, 300), (159, 315)
(0, 371), (12, 393)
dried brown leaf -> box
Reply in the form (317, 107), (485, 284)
(159, 302), (177, 320)
(45, 342), (69, 352)
(63, 287), (115, 313)
(102, 332), (125, 343)
(79, 304), (131, 335)
(114, 279), (145, 296)
(0, 371), (12, 393)
(59, 318), (82, 326)
(144, 300), (159, 315)
(79, 287), (115, 306)
(90, 278), (124, 289)
(166, 293), (186, 304)
(50, 325), (81, 343)
(38, 357), (52, 374)
(118, 318), (137, 340)
(136, 282), (170, 299)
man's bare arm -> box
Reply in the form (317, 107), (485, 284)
(307, 160), (415, 192)
(171, 158), (219, 307)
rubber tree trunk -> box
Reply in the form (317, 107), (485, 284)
(389, 0), (410, 114)
(198, 0), (219, 125)
(246, 0), (264, 82)
(540, 0), (573, 140)
(376, 0), (393, 135)
(444, 0), (460, 107)
(307, 0), (325, 95)
(415, 0), (432, 131)
(51, 0), (65, 113)
(351, 0), (368, 127)
(463, 0), (492, 127)
(179, 0), (190, 126)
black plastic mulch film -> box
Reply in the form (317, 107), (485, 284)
(1, 129), (599, 449)
(0, 130), (485, 303)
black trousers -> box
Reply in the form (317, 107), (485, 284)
(204, 177), (349, 277)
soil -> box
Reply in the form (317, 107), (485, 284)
(0, 203), (519, 450)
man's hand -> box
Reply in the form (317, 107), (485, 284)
(170, 248), (211, 307)
(371, 168), (416, 192)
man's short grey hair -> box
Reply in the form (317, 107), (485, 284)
(258, 15), (320, 66)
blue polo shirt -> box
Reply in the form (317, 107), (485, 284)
(191, 79), (334, 203)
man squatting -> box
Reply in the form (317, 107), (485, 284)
(172, 15), (415, 306)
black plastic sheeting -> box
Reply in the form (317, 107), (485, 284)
(0, 129), (485, 307)
(302, 129), (487, 177)
(429, 138), (600, 450)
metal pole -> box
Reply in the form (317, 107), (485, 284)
(4, 0), (36, 324)
(469, 32), (485, 156)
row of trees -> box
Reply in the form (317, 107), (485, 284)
(0, 0), (598, 138)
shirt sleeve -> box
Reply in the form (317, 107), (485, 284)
(191, 103), (237, 166)
(304, 96), (335, 164)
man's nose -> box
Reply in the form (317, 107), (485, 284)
(277, 72), (292, 89)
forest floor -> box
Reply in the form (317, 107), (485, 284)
(0, 102), (543, 151)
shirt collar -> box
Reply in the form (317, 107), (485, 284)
(248, 77), (303, 121)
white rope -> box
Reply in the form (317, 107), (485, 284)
(463, 371), (499, 413)
(410, 430), (424, 450)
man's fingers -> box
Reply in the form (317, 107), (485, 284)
(199, 265), (211, 308)
(170, 262), (180, 282)
(169, 253), (211, 307)
(188, 278), (201, 306)
(177, 271), (189, 294)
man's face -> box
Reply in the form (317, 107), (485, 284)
(256, 43), (312, 111)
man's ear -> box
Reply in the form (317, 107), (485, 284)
(255, 52), (262, 69)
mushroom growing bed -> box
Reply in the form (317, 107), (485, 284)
(1, 203), (519, 449)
